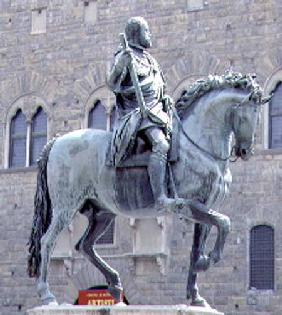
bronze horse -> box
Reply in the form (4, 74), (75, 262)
(28, 73), (265, 307)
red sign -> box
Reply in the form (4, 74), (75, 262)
(78, 289), (116, 306)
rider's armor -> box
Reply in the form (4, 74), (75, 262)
(108, 43), (175, 208)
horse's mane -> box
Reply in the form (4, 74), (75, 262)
(175, 72), (263, 116)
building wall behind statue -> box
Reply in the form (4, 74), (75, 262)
(0, 1), (282, 314)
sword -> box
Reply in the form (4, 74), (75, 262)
(119, 33), (147, 118)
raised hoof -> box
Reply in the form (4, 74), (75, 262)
(193, 255), (211, 272)
(209, 251), (221, 264)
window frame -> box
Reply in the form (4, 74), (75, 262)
(268, 82), (282, 149)
(31, 7), (47, 35)
(263, 69), (282, 151)
(249, 224), (275, 291)
(82, 86), (115, 131)
(9, 109), (28, 168)
(30, 107), (48, 166)
(88, 100), (108, 131)
(4, 103), (49, 170)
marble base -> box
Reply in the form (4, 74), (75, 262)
(27, 304), (224, 315)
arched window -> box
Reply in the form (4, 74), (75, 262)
(250, 225), (274, 290)
(269, 82), (282, 148)
(30, 107), (47, 166)
(9, 110), (27, 168)
(88, 100), (107, 130)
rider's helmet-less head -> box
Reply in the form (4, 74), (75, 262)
(125, 16), (152, 49)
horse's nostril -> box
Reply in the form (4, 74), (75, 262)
(241, 149), (247, 155)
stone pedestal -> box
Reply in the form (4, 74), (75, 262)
(27, 304), (224, 315)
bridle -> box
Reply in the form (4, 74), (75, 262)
(172, 92), (256, 163)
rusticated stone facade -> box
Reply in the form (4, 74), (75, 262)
(0, 1), (282, 315)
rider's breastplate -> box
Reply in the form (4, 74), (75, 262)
(119, 50), (164, 111)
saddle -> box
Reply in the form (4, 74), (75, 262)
(109, 119), (180, 211)
(114, 118), (180, 168)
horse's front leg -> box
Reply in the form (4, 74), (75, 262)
(190, 223), (212, 273)
(179, 200), (231, 264)
(174, 200), (231, 306)
(187, 223), (211, 307)
(206, 208), (231, 264)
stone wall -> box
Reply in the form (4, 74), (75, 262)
(0, 1), (281, 315)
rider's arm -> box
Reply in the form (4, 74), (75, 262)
(107, 51), (130, 92)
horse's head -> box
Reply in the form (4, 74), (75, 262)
(231, 90), (265, 161)
(175, 72), (269, 162)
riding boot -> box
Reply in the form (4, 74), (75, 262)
(147, 152), (181, 211)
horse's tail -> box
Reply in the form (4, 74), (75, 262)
(27, 137), (57, 278)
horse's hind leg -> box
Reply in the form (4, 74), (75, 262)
(37, 210), (73, 305)
(75, 207), (123, 302)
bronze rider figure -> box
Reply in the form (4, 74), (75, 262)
(107, 16), (181, 210)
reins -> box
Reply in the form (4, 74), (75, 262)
(171, 95), (253, 163)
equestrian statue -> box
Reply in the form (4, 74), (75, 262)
(27, 16), (268, 308)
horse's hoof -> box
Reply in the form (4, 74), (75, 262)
(113, 302), (127, 307)
(42, 297), (58, 306)
(37, 282), (58, 306)
(186, 291), (193, 301)
(186, 286), (198, 301)
(41, 291), (58, 306)
(209, 251), (221, 264)
(191, 296), (211, 308)
(47, 301), (59, 306)
(193, 255), (211, 272)
(108, 285), (124, 303)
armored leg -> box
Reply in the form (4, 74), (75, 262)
(144, 127), (183, 210)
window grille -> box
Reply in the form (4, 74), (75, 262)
(30, 107), (47, 165)
(250, 225), (274, 290)
(269, 82), (282, 148)
(9, 110), (27, 168)
(96, 220), (115, 245)
(88, 100), (107, 130)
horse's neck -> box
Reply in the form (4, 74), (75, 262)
(181, 90), (243, 164)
